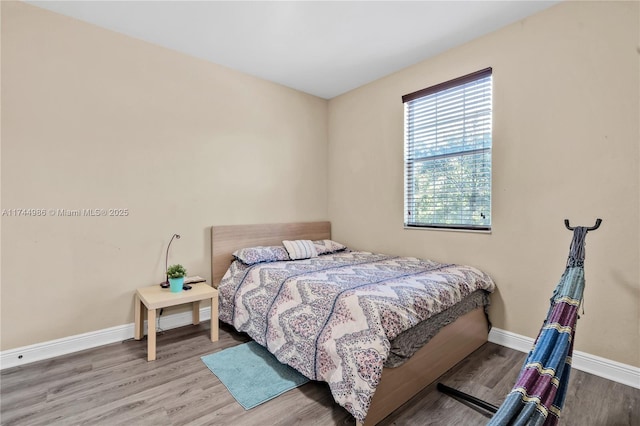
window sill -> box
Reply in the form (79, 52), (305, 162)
(403, 226), (492, 235)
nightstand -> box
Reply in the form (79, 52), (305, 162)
(134, 282), (218, 361)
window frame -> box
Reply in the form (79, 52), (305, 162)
(403, 67), (493, 232)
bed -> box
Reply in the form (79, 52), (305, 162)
(211, 221), (495, 425)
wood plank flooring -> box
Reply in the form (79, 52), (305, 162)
(1, 320), (638, 425)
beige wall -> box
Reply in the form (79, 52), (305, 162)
(328, 1), (639, 367)
(1, 2), (328, 349)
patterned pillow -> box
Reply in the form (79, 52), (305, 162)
(282, 240), (318, 260)
(313, 239), (347, 255)
(233, 246), (290, 265)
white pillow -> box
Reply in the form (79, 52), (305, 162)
(282, 239), (318, 260)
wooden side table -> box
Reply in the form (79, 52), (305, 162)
(134, 282), (218, 361)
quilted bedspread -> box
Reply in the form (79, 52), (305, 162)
(218, 251), (495, 422)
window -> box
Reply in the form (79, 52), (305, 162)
(403, 68), (492, 231)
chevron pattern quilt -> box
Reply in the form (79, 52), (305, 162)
(218, 251), (495, 422)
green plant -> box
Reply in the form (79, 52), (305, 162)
(167, 264), (187, 279)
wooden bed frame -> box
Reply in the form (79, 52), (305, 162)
(211, 221), (489, 426)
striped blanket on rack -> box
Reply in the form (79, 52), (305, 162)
(488, 227), (588, 426)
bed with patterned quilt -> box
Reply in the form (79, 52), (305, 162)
(211, 222), (496, 425)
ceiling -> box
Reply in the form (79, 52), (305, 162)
(27, 1), (560, 99)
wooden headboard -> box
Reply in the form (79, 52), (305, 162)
(210, 221), (331, 288)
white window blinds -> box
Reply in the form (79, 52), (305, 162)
(403, 68), (492, 230)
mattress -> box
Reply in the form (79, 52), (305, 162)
(218, 250), (495, 422)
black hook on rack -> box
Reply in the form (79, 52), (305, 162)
(564, 218), (602, 231)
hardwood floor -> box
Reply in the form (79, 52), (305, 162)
(1, 321), (638, 425)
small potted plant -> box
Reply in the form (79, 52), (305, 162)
(167, 264), (187, 293)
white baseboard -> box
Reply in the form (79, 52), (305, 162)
(2, 312), (638, 390)
(489, 327), (640, 389)
(0, 307), (212, 370)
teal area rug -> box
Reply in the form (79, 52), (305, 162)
(201, 341), (310, 410)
